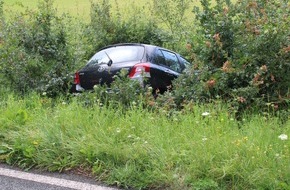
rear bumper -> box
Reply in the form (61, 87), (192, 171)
(76, 84), (84, 92)
(69, 84), (84, 93)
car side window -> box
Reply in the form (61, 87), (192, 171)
(154, 50), (167, 65)
(160, 50), (182, 73)
(179, 56), (191, 69)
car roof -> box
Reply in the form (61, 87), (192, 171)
(100, 43), (156, 51)
(99, 43), (182, 57)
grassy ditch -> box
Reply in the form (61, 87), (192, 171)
(0, 0), (289, 189)
(0, 92), (289, 189)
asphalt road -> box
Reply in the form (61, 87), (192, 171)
(0, 164), (118, 190)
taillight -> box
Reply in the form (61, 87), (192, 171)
(129, 63), (151, 79)
(74, 72), (80, 84)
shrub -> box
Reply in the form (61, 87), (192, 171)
(171, 0), (290, 118)
(75, 69), (153, 109)
(151, 0), (193, 51)
(83, 0), (168, 58)
(0, 0), (73, 96)
(0, 0), (3, 18)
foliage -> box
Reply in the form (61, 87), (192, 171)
(171, 0), (290, 118)
(83, 0), (168, 58)
(151, 0), (193, 51)
(0, 0), (290, 188)
(0, 0), (3, 18)
(0, 92), (289, 189)
(75, 69), (154, 110)
(0, 0), (73, 96)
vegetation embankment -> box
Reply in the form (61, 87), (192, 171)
(0, 0), (289, 189)
(1, 91), (289, 189)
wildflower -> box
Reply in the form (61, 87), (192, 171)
(282, 45), (290, 53)
(202, 112), (210, 116)
(116, 128), (121, 133)
(252, 73), (264, 85)
(237, 96), (246, 103)
(253, 28), (260, 35)
(93, 85), (98, 90)
(223, 6), (229, 15)
(235, 140), (241, 146)
(213, 33), (220, 41)
(248, 2), (258, 9)
(205, 41), (211, 48)
(253, 73), (260, 83)
(42, 92), (47, 96)
(222, 60), (232, 73)
(148, 101), (155, 106)
(206, 79), (216, 88)
(186, 43), (192, 50)
(260, 65), (267, 72)
(202, 137), (208, 142)
(278, 134), (288, 141)
(147, 86), (153, 92)
(270, 74), (275, 82)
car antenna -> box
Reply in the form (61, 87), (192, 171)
(105, 51), (113, 67)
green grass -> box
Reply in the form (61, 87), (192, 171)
(3, 0), (161, 20)
(4, 0), (92, 17)
(1, 0), (289, 189)
(3, 0), (200, 22)
(0, 92), (289, 189)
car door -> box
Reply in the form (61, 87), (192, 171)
(150, 49), (182, 92)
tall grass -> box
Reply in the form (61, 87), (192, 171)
(3, 0), (195, 21)
(1, 92), (289, 189)
(0, 0), (289, 189)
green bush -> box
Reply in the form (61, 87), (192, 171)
(0, 0), (3, 18)
(151, 0), (193, 51)
(0, 0), (73, 96)
(83, 0), (168, 58)
(171, 0), (290, 118)
(75, 69), (154, 110)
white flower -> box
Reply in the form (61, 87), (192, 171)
(116, 128), (121, 133)
(278, 134), (288, 141)
(202, 137), (208, 141)
(202, 112), (210, 116)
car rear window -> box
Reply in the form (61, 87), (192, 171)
(87, 45), (145, 66)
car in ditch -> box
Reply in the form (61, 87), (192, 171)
(71, 43), (190, 93)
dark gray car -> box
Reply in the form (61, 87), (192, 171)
(71, 43), (190, 93)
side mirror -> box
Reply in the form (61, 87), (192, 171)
(107, 60), (113, 67)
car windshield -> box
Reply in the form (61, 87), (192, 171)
(87, 45), (145, 66)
